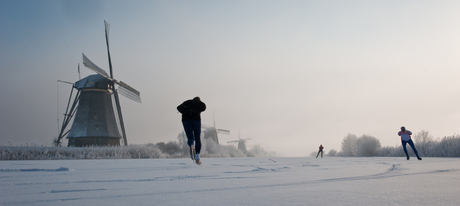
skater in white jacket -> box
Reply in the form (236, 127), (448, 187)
(398, 126), (422, 160)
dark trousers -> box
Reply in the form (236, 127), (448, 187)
(182, 120), (201, 154)
(402, 139), (419, 157)
(316, 150), (323, 158)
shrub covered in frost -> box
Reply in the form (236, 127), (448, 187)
(327, 149), (337, 156)
(338, 131), (460, 157)
(1, 133), (275, 160)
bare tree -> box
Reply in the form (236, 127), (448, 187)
(413, 130), (433, 144)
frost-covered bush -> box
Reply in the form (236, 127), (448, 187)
(1, 133), (276, 160)
(338, 131), (460, 157)
(309, 151), (317, 157)
(246, 145), (276, 157)
(155, 142), (182, 157)
(0, 145), (161, 160)
(435, 136), (460, 157)
(339, 134), (381, 157)
(378, 146), (405, 157)
(327, 149), (337, 156)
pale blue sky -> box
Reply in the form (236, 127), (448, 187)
(1, 0), (460, 156)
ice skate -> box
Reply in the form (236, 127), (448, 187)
(189, 146), (195, 160)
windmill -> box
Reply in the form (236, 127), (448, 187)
(227, 132), (251, 152)
(54, 20), (141, 147)
(201, 115), (230, 144)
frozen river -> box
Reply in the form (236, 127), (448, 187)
(1, 157), (459, 205)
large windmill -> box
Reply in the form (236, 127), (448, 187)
(54, 20), (141, 147)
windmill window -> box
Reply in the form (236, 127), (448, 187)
(95, 124), (99, 131)
(94, 113), (98, 119)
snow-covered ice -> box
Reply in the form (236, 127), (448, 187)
(1, 157), (459, 206)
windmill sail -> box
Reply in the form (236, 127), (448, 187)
(82, 53), (113, 81)
(216, 129), (230, 134)
(113, 90), (128, 145)
(118, 81), (141, 103)
(104, 20), (114, 78)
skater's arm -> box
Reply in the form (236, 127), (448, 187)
(177, 103), (187, 114)
(199, 102), (206, 112)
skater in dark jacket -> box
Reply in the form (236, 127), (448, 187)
(177, 97), (206, 165)
(316, 144), (324, 158)
(398, 126), (422, 160)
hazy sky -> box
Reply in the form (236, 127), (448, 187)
(1, 0), (460, 156)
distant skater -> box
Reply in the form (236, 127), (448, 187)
(316, 144), (324, 158)
(398, 126), (422, 160)
(177, 97), (206, 165)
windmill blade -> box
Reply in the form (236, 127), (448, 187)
(201, 124), (213, 129)
(82, 53), (113, 81)
(104, 20), (114, 78)
(216, 129), (230, 135)
(242, 138), (252, 141)
(227, 140), (239, 143)
(113, 90), (128, 145)
(117, 81), (141, 103)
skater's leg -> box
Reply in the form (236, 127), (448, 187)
(191, 120), (202, 155)
(321, 151), (323, 158)
(316, 151), (320, 158)
(407, 139), (420, 157)
(401, 140), (409, 158)
(182, 121), (195, 147)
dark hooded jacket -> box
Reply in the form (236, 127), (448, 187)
(177, 98), (206, 121)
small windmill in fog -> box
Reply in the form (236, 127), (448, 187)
(202, 115), (230, 144)
(227, 132), (251, 153)
(54, 20), (141, 147)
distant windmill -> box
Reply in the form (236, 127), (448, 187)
(54, 20), (141, 147)
(201, 115), (230, 144)
(227, 132), (251, 152)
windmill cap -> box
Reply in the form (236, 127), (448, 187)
(193, 97), (201, 101)
(74, 74), (111, 90)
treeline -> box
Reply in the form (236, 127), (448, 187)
(1, 145), (162, 160)
(331, 131), (460, 157)
(1, 134), (275, 160)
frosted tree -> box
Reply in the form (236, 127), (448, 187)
(413, 130), (434, 156)
(340, 133), (358, 156)
(355, 135), (381, 156)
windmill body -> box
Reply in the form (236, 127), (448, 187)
(203, 128), (220, 144)
(202, 123), (230, 145)
(237, 140), (247, 152)
(200, 115), (230, 144)
(228, 133), (251, 153)
(67, 74), (122, 146)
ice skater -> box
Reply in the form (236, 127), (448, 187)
(398, 126), (422, 160)
(177, 97), (206, 165)
(316, 144), (324, 158)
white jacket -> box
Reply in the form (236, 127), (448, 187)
(398, 130), (412, 141)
